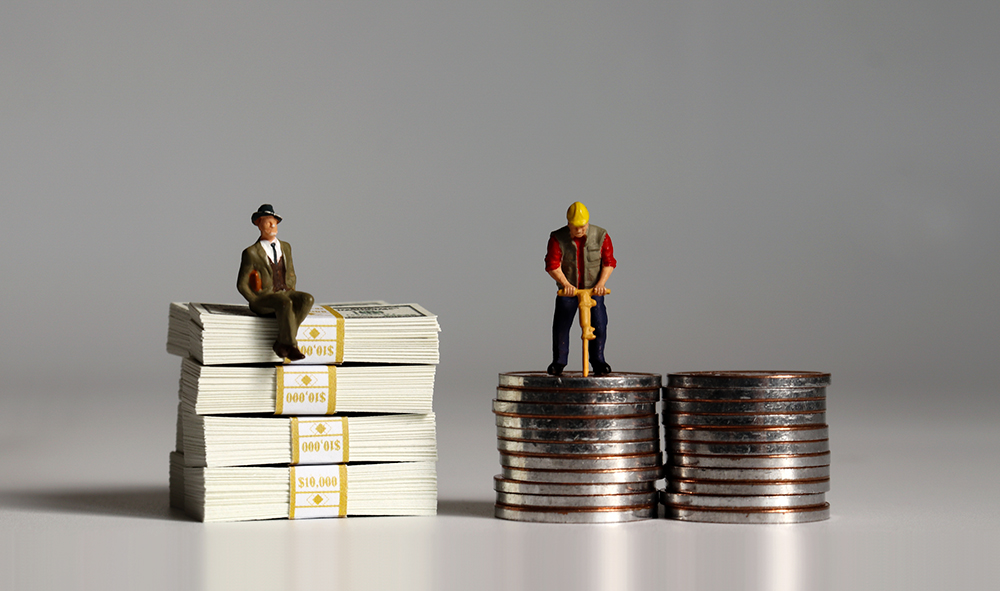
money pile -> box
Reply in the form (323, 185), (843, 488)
(167, 300), (440, 522)
(493, 372), (663, 523)
(168, 301), (440, 365)
(661, 371), (831, 524)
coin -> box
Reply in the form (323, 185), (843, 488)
(665, 412), (826, 427)
(502, 452), (663, 471)
(494, 400), (657, 417)
(498, 439), (661, 456)
(669, 478), (830, 495)
(666, 425), (828, 443)
(497, 388), (659, 404)
(499, 372), (662, 390)
(669, 465), (830, 481)
(494, 503), (658, 523)
(667, 371), (831, 389)
(501, 466), (664, 484)
(665, 386), (826, 401)
(496, 491), (659, 508)
(668, 439), (829, 455)
(498, 426), (661, 443)
(497, 415), (659, 431)
(666, 399), (826, 414)
(494, 476), (656, 495)
(662, 491), (826, 508)
(669, 452), (831, 469)
(664, 503), (830, 524)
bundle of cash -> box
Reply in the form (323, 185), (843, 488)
(492, 372), (664, 523)
(661, 371), (831, 524)
(182, 411), (437, 467)
(166, 299), (439, 522)
(167, 301), (440, 365)
(185, 462), (438, 522)
(179, 358), (435, 414)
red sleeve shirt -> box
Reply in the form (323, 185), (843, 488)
(545, 234), (617, 275)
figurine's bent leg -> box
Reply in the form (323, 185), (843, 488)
(289, 291), (315, 331)
(551, 296), (577, 366)
(250, 293), (299, 356)
(588, 296), (610, 374)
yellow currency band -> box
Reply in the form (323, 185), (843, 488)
(339, 464), (348, 517)
(275, 365), (286, 414)
(320, 305), (345, 364)
(289, 466), (297, 519)
(290, 417), (300, 465)
(341, 416), (350, 463)
(327, 366), (337, 414)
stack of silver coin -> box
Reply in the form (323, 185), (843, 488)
(661, 371), (831, 524)
(493, 372), (663, 523)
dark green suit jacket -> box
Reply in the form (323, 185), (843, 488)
(237, 240), (298, 303)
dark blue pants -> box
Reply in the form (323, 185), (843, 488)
(552, 295), (608, 366)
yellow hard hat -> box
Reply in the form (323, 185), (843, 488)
(566, 202), (590, 226)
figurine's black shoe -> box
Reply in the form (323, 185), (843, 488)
(591, 361), (612, 376)
(546, 362), (565, 376)
(286, 345), (306, 362)
(272, 342), (290, 359)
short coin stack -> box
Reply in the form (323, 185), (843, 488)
(493, 372), (663, 523)
(661, 371), (831, 524)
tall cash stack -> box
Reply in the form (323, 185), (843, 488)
(661, 371), (831, 524)
(493, 372), (663, 523)
(166, 301), (440, 522)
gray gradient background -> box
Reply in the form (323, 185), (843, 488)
(1, 2), (998, 590)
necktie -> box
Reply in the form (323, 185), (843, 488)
(271, 243), (279, 263)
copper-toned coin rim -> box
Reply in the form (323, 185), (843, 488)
(668, 371), (830, 379)
(669, 425), (828, 432)
(498, 436), (661, 445)
(670, 451), (831, 461)
(498, 386), (661, 395)
(665, 397), (826, 404)
(501, 451), (663, 460)
(671, 438), (829, 445)
(495, 502), (658, 513)
(497, 411), (659, 419)
(503, 466), (665, 475)
(668, 410), (826, 417)
(671, 477), (830, 485)
(665, 503), (830, 515)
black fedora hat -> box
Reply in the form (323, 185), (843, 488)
(251, 204), (283, 224)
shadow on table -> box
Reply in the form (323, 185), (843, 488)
(437, 499), (494, 518)
(0, 486), (188, 521)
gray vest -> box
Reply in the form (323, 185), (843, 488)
(551, 224), (607, 289)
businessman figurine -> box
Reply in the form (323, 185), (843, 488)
(237, 204), (315, 361)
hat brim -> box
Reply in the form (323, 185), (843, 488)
(251, 212), (283, 223)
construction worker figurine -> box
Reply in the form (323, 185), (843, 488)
(545, 202), (616, 376)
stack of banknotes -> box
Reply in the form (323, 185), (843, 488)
(167, 301), (440, 522)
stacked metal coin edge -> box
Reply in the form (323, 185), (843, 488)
(494, 372), (663, 523)
(662, 371), (831, 524)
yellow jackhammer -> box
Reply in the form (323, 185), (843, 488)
(557, 287), (609, 377)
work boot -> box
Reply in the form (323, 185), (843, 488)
(591, 361), (612, 376)
(546, 362), (565, 376)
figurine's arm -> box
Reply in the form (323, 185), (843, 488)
(592, 265), (613, 296)
(548, 268), (576, 297)
(284, 242), (296, 291)
(236, 249), (257, 303)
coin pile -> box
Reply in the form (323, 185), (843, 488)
(661, 371), (831, 524)
(493, 372), (663, 523)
